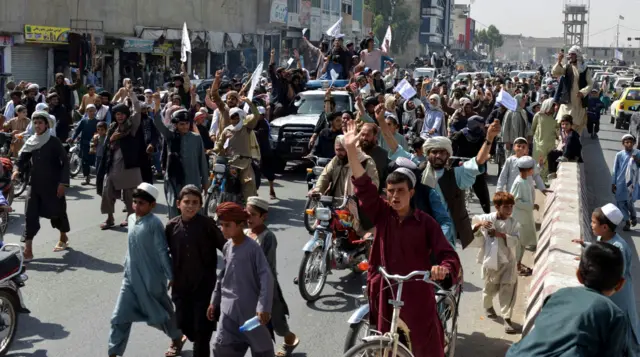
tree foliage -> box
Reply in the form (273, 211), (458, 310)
(475, 25), (504, 60)
(365, 0), (418, 54)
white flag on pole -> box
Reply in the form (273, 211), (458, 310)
(326, 17), (343, 37)
(180, 22), (191, 63)
(381, 26), (392, 52)
(243, 62), (264, 113)
(615, 49), (624, 61)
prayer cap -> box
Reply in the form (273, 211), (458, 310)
(513, 137), (528, 145)
(216, 202), (249, 221)
(601, 203), (624, 225)
(27, 83), (39, 91)
(85, 104), (96, 111)
(459, 97), (472, 106)
(35, 103), (48, 112)
(516, 156), (535, 169)
(247, 196), (269, 211)
(394, 167), (416, 187)
(257, 106), (266, 115)
(14, 105), (26, 113)
(137, 183), (159, 200)
(144, 89), (153, 94)
(622, 134), (636, 142)
(171, 109), (190, 123)
(395, 156), (418, 170)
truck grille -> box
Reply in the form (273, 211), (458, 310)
(279, 124), (315, 143)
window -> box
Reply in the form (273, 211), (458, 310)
(323, 0), (330, 13)
(288, 0), (299, 13)
(353, 0), (363, 21)
(604, 49), (608, 57)
(625, 90), (640, 101)
(342, 3), (352, 14)
(332, 0), (340, 14)
(297, 94), (352, 114)
(311, 0), (321, 7)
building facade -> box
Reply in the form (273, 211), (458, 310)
(0, 0), (364, 96)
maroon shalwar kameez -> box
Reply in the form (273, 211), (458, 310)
(353, 174), (461, 357)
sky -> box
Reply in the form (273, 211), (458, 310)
(467, 0), (640, 47)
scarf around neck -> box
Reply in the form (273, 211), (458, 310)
(19, 129), (51, 155)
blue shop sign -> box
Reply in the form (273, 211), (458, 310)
(123, 38), (154, 53)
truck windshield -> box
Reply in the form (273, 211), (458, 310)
(296, 94), (352, 114)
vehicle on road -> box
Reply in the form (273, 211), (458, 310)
(298, 195), (371, 302)
(517, 71), (537, 80)
(269, 90), (353, 172)
(343, 266), (460, 357)
(68, 143), (81, 178)
(304, 155), (331, 233)
(204, 155), (244, 220)
(0, 244), (29, 356)
(613, 87), (640, 130)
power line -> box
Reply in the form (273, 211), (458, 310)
(620, 25), (640, 32)
(588, 25), (617, 37)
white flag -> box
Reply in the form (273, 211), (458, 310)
(381, 26), (392, 52)
(243, 62), (264, 112)
(180, 22), (191, 63)
(496, 90), (517, 111)
(615, 49), (624, 61)
(326, 17), (343, 37)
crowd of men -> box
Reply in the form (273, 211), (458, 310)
(1, 35), (639, 356)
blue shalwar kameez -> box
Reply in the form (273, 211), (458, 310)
(71, 117), (98, 178)
(108, 213), (182, 356)
(589, 234), (640, 356)
(612, 149), (640, 222)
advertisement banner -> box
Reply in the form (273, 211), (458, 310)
(123, 38), (154, 53)
(270, 0), (288, 24)
(24, 25), (69, 44)
(300, 1), (312, 27)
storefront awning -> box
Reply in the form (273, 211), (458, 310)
(134, 26), (206, 42)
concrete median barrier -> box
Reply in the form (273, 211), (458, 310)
(522, 162), (593, 335)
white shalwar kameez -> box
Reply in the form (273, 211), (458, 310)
(496, 156), (546, 193)
(510, 175), (537, 261)
(472, 213), (520, 319)
(552, 63), (593, 135)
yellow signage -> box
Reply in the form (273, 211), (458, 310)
(24, 25), (69, 44)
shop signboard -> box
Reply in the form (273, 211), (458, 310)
(270, 0), (288, 24)
(123, 38), (154, 53)
(152, 43), (173, 56)
(24, 25), (69, 44)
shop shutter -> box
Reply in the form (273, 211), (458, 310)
(10, 46), (48, 88)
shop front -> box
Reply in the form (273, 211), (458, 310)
(14, 25), (69, 87)
(225, 34), (258, 77)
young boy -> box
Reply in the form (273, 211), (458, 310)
(409, 137), (426, 164)
(245, 196), (300, 356)
(573, 204), (640, 355)
(165, 185), (227, 357)
(612, 134), (640, 231)
(3, 105), (29, 156)
(70, 104), (99, 185)
(496, 137), (546, 193)
(472, 192), (521, 334)
(506, 241), (629, 357)
(90, 121), (108, 174)
(208, 202), (274, 357)
(509, 156), (537, 276)
(108, 183), (186, 357)
(586, 89), (604, 139)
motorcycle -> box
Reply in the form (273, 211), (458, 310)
(303, 156), (331, 233)
(68, 143), (82, 178)
(0, 244), (30, 356)
(204, 155), (243, 220)
(343, 261), (462, 357)
(298, 195), (371, 302)
(0, 133), (19, 202)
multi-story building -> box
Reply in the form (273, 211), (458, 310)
(451, 4), (474, 52)
(0, 0), (364, 95)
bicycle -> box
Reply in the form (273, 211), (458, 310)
(343, 267), (459, 357)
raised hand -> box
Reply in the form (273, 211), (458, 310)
(343, 120), (358, 148)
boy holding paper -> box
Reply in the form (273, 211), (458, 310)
(472, 191), (521, 334)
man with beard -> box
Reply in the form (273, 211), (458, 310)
(552, 46), (592, 135)
(358, 122), (389, 193)
(22, 84), (39, 117)
(172, 63), (192, 109)
(13, 111), (70, 260)
(53, 72), (82, 117)
(210, 70), (240, 138)
(46, 92), (73, 141)
(94, 92), (112, 125)
(388, 117), (501, 248)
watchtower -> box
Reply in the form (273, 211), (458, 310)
(563, 0), (588, 47)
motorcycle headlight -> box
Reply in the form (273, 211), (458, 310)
(314, 207), (332, 221)
(312, 166), (324, 176)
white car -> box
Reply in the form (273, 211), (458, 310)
(517, 71), (537, 79)
(413, 67), (436, 81)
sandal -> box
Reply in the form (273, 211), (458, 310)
(270, 190), (277, 200)
(276, 338), (300, 357)
(53, 241), (68, 252)
(165, 335), (187, 357)
(100, 221), (115, 230)
(519, 265), (533, 276)
(119, 220), (128, 227)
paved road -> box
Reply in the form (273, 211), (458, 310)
(4, 160), (528, 357)
(582, 114), (640, 316)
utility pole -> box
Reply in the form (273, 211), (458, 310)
(616, 17), (620, 49)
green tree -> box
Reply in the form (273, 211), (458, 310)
(475, 25), (504, 60)
(365, 0), (419, 54)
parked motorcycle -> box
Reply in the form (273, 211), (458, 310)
(204, 155), (243, 220)
(303, 156), (331, 233)
(68, 143), (82, 178)
(297, 195), (371, 302)
(0, 244), (30, 356)
(343, 261), (462, 356)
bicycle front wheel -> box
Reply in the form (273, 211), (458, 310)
(343, 339), (413, 357)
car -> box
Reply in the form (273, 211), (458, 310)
(413, 67), (436, 81)
(517, 71), (537, 79)
(269, 90), (354, 172)
(509, 70), (521, 78)
(613, 87), (640, 130)
(613, 77), (634, 97)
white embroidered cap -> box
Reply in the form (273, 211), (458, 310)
(601, 203), (624, 225)
(137, 182), (159, 200)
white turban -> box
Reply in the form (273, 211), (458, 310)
(540, 98), (555, 115)
(459, 97), (472, 106)
(227, 107), (246, 132)
(568, 45), (581, 55)
(35, 103), (48, 112)
(421, 137), (453, 188)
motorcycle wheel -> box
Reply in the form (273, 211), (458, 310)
(303, 197), (320, 233)
(0, 290), (19, 356)
(205, 190), (221, 221)
(12, 173), (27, 198)
(297, 246), (327, 302)
(69, 153), (81, 178)
(343, 314), (370, 352)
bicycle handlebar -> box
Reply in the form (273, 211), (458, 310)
(378, 266), (446, 291)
